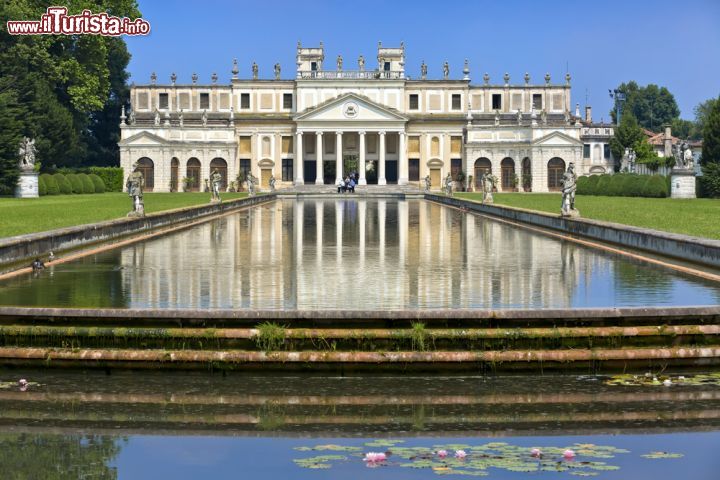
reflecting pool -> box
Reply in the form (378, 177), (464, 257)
(0, 370), (718, 479)
(1, 198), (719, 309)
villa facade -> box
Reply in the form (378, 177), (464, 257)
(119, 42), (614, 192)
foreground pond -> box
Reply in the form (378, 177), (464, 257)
(1, 199), (719, 309)
(0, 370), (717, 478)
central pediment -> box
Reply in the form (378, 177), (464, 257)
(294, 93), (407, 123)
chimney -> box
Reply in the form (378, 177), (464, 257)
(664, 124), (672, 158)
(585, 106), (592, 123)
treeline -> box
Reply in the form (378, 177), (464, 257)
(0, 1), (140, 195)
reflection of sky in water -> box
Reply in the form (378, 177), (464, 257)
(0, 198), (718, 309)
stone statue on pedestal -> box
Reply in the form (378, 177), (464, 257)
(358, 56), (365, 71)
(178, 109), (184, 127)
(494, 109), (500, 126)
(252, 62), (258, 80)
(670, 141), (697, 198)
(673, 142), (694, 170)
(126, 162), (145, 217)
(269, 173), (276, 192)
(274, 63), (281, 80)
(622, 148), (636, 173)
(127, 109), (136, 125)
(246, 172), (256, 196)
(481, 173), (494, 204)
(424, 174), (431, 192)
(201, 109), (208, 127)
(421, 61), (427, 80)
(210, 168), (222, 202)
(541, 109), (547, 126)
(560, 162), (579, 217)
(443, 61), (449, 79)
(18, 137), (36, 171)
(154, 108), (160, 126)
(444, 173), (453, 195)
(337, 55), (343, 71)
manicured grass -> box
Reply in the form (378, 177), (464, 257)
(0, 192), (247, 239)
(456, 193), (720, 240)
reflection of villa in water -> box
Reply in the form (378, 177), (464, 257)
(119, 199), (609, 309)
(119, 42), (614, 193)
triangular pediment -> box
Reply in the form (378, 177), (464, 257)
(118, 130), (169, 146)
(294, 93), (407, 122)
(532, 131), (582, 147)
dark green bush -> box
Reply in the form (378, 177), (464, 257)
(595, 174), (612, 195)
(89, 174), (106, 193)
(88, 167), (123, 192)
(641, 175), (669, 198)
(625, 175), (646, 197)
(576, 176), (589, 195)
(585, 174), (600, 195)
(53, 173), (72, 194)
(65, 173), (83, 194)
(78, 173), (95, 193)
(38, 175), (47, 196)
(606, 174), (626, 196)
(41, 173), (59, 195)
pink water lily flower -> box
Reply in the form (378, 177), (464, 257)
(363, 452), (386, 463)
(563, 449), (576, 459)
(454, 450), (467, 459)
(531, 448), (542, 458)
(437, 450), (448, 458)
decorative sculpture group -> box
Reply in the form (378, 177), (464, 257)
(621, 148), (637, 173)
(480, 173), (494, 204)
(560, 162), (579, 217)
(424, 174), (431, 192)
(126, 162), (145, 217)
(443, 173), (453, 196)
(16, 136), (39, 198)
(18, 137), (36, 171)
(670, 140), (696, 199)
(672, 142), (694, 170)
(210, 168), (222, 203)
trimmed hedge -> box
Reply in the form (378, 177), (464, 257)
(65, 173), (83, 194)
(577, 173), (669, 198)
(88, 166), (123, 192)
(53, 173), (72, 195)
(89, 173), (106, 193)
(40, 173), (59, 195)
(78, 173), (95, 193)
(38, 175), (47, 196)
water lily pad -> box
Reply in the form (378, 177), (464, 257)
(641, 451), (684, 459)
(605, 372), (720, 387)
(365, 439), (405, 447)
(293, 454), (347, 469)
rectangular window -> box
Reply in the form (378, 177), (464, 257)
(604, 144), (611, 159)
(283, 93), (293, 109)
(199, 93), (209, 110)
(159, 93), (169, 109)
(384, 62), (390, 71)
(282, 158), (293, 181)
(451, 94), (461, 110)
(492, 94), (502, 110)
(532, 94), (542, 110)
(451, 158), (462, 179)
(409, 159), (420, 181)
(409, 94), (419, 110)
(240, 93), (250, 109)
(583, 144), (591, 158)
(311, 62), (317, 71)
(239, 159), (251, 181)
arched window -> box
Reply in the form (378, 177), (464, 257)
(547, 157), (566, 191)
(473, 157), (492, 189)
(209, 158), (228, 190)
(501, 157), (515, 190)
(135, 157), (154, 191)
(186, 158), (201, 191)
(430, 137), (440, 157)
(170, 157), (179, 192)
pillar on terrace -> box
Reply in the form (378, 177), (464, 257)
(294, 132), (304, 185)
(358, 131), (367, 185)
(378, 131), (386, 185)
(335, 131), (343, 183)
(315, 132), (324, 185)
(398, 131), (408, 185)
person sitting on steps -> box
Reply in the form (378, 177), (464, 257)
(336, 177), (345, 193)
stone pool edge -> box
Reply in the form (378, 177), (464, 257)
(0, 194), (276, 270)
(427, 194), (720, 269)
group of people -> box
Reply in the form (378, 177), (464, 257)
(336, 172), (358, 193)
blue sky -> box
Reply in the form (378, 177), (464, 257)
(126, 0), (720, 121)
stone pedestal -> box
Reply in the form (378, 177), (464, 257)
(15, 171), (39, 198)
(670, 169), (696, 199)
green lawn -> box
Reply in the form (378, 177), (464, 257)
(0, 192), (247, 239)
(456, 193), (720, 240)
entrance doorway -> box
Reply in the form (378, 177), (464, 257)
(385, 160), (398, 184)
(430, 168), (441, 189)
(304, 161), (316, 184)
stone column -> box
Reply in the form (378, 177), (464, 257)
(358, 131), (367, 185)
(315, 131), (324, 185)
(294, 132), (304, 185)
(398, 131), (408, 185)
(335, 131), (343, 183)
(378, 131), (387, 185)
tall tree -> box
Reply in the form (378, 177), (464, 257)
(694, 97), (719, 137)
(609, 112), (645, 169)
(701, 95), (720, 197)
(0, 81), (23, 195)
(611, 81), (680, 131)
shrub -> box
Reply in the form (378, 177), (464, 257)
(53, 173), (72, 194)
(38, 175), (47, 196)
(606, 174), (625, 196)
(576, 176), (589, 195)
(78, 173), (95, 193)
(699, 162), (720, 198)
(641, 175), (669, 198)
(41, 173), (59, 195)
(89, 174), (106, 193)
(625, 175), (646, 197)
(595, 174), (612, 195)
(585, 174), (600, 195)
(65, 173), (83, 194)
(88, 167), (123, 192)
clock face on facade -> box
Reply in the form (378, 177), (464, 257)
(343, 102), (359, 118)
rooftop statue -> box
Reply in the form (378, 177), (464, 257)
(358, 55), (365, 71)
(443, 61), (449, 79)
(421, 61), (427, 80)
(252, 62), (258, 80)
(337, 55), (343, 71)
(154, 108), (160, 126)
(201, 109), (208, 127)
